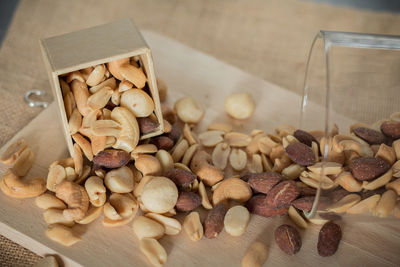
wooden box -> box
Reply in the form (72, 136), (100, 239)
(39, 19), (164, 157)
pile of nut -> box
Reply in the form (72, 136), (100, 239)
(1, 61), (400, 266)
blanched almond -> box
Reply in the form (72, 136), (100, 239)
(229, 148), (247, 171)
(212, 143), (231, 170)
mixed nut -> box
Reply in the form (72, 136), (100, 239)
(1, 70), (400, 266)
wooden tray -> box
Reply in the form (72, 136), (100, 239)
(0, 31), (399, 267)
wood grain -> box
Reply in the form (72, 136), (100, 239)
(0, 32), (399, 267)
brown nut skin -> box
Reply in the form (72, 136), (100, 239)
(274, 224), (302, 255)
(381, 121), (400, 139)
(150, 136), (174, 151)
(164, 168), (196, 187)
(165, 124), (181, 143)
(349, 157), (390, 181)
(265, 180), (300, 208)
(93, 149), (131, 169)
(294, 129), (318, 147)
(204, 203), (227, 239)
(353, 127), (387, 145)
(175, 191), (201, 212)
(318, 221), (342, 257)
(137, 117), (159, 134)
(328, 189), (350, 203)
(292, 196), (330, 212)
(246, 172), (283, 194)
(285, 143), (316, 166)
(299, 186), (317, 197)
(246, 195), (289, 217)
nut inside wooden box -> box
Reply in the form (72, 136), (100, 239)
(40, 19), (164, 158)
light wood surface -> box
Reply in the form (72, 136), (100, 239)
(0, 31), (399, 267)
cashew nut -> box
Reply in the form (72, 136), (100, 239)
(86, 64), (106, 87)
(120, 89), (155, 118)
(102, 214), (135, 227)
(332, 134), (373, 157)
(118, 63), (147, 89)
(111, 107), (140, 152)
(11, 147), (35, 177)
(107, 58), (130, 81)
(47, 165), (67, 192)
(35, 193), (66, 209)
(87, 86), (113, 110)
(190, 150), (223, 186)
(66, 71), (85, 83)
(134, 154), (162, 176)
(212, 177), (252, 205)
(70, 80), (92, 117)
(85, 176), (106, 207)
(104, 166), (134, 193)
(109, 193), (138, 219)
(0, 170), (46, 198)
(45, 224), (81, 246)
(55, 181), (89, 221)
(49, 157), (74, 169)
(0, 139), (27, 165)
(78, 127), (107, 156)
(90, 119), (121, 137)
(75, 205), (104, 224)
(43, 208), (75, 227)
(134, 175), (153, 198)
(90, 77), (117, 94)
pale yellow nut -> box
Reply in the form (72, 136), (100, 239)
(156, 77), (167, 102)
(156, 150), (174, 174)
(183, 211), (203, 241)
(282, 135), (299, 148)
(111, 90), (120, 106)
(47, 165), (67, 192)
(68, 108), (82, 135)
(135, 154), (162, 176)
(182, 144), (200, 167)
(71, 133), (93, 161)
(248, 154), (263, 174)
(190, 150), (224, 186)
(75, 205), (103, 224)
(198, 130), (224, 147)
(311, 141), (319, 162)
(104, 166), (134, 193)
(139, 238), (167, 267)
(246, 133), (265, 155)
(63, 91), (75, 120)
(102, 108), (112, 120)
(261, 153), (273, 172)
(386, 178), (400, 195)
(90, 77), (117, 94)
(134, 176), (153, 198)
(85, 176), (106, 207)
(327, 194), (361, 213)
(307, 162), (343, 176)
(183, 123), (198, 145)
(66, 71), (85, 83)
(281, 164), (305, 180)
(43, 208), (75, 227)
(70, 80), (92, 117)
(375, 143), (396, 165)
(225, 92), (255, 120)
(111, 107), (140, 153)
(86, 64), (106, 87)
(133, 216), (165, 240)
(225, 132), (251, 147)
(45, 224), (81, 247)
(91, 119), (121, 137)
(64, 167), (77, 182)
(211, 143), (231, 170)
(288, 206), (308, 229)
(81, 109), (101, 128)
(174, 97), (205, 124)
(109, 193), (138, 218)
(241, 241), (268, 267)
(107, 58), (130, 81)
(55, 181), (89, 221)
(141, 176), (178, 214)
(59, 78), (71, 97)
(347, 194), (380, 214)
(80, 66), (94, 80)
(212, 177), (252, 205)
(75, 165), (91, 185)
(87, 86), (113, 110)
(11, 147), (35, 177)
(174, 162), (192, 172)
(198, 181), (212, 209)
(374, 190), (397, 218)
(332, 134), (373, 157)
(275, 124), (296, 138)
(394, 201), (400, 218)
(224, 205), (250, 236)
(0, 170), (46, 199)
(102, 214), (135, 227)
(335, 171), (362, 192)
(0, 138), (27, 165)
(118, 63), (147, 89)
(171, 139), (189, 162)
(362, 169), (393, 191)
(393, 140), (400, 160)
(229, 148), (247, 171)
(163, 119), (172, 133)
(103, 202), (122, 220)
(308, 217), (329, 225)
(133, 144), (158, 154)
(35, 193), (66, 210)
(73, 143), (83, 178)
(49, 158), (74, 169)
(120, 89), (155, 118)
(207, 122), (233, 133)
(300, 171), (337, 190)
(257, 136), (278, 155)
(145, 213), (182, 235)
(118, 79), (134, 93)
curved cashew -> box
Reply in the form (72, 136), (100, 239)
(87, 86), (113, 110)
(66, 71), (85, 83)
(212, 177), (252, 205)
(0, 139), (27, 165)
(107, 58), (130, 81)
(86, 64), (106, 87)
(80, 66), (94, 80)
(109, 193), (139, 218)
(45, 224), (81, 246)
(43, 208), (75, 227)
(332, 134), (373, 157)
(47, 165), (67, 192)
(190, 150), (223, 186)
(55, 181), (89, 221)
(135, 154), (162, 176)
(70, 80), (92, 117)
(72, 133), (93, 161)
(75, 205), (104, 224)
(35, 193), (66, 209)
(11, 147), (35, 177)
(0, 170), (46, 198)
(82, 109), (101, 128)
(78, 127), (107, 156)
(118, 63), (147, 89)
(104, 166), (134, 193)
(85, 176), (106, 207)
(335, 171), (362, 192)
(102, 214), (135, 227)
(111, 107), (140, 152)
(90, 77), (117, 94)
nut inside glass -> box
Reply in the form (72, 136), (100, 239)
(300, 31), (400, 222)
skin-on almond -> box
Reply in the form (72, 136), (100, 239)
(204, 203), (227, 239)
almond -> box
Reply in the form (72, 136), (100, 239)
(317, 222), (342, 257)
(353, 127), (387, 145)
(150, 136), (174, 151)
(246, 172), (283, 194)
(265, 180), (300, 208)
(93, 149), (130, 168)
(165, 168), (196, 187)
(204, 203), (227, 239)
(293, 129), (318, 147)
(175, 191), (201, 211)
(381, 121), (400, 139)
(285, 143), (316, 166)
(246, 194), (288, 217)
(274, 224), (301, 255)
(349, 157), (390, 181)
(137, 117), (159, 134)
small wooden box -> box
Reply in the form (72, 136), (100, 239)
(40, 19), (164, 157)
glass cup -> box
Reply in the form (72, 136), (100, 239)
(300, 31), (400, 222)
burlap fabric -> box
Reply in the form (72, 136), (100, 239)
(1, 0), (400, 265)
